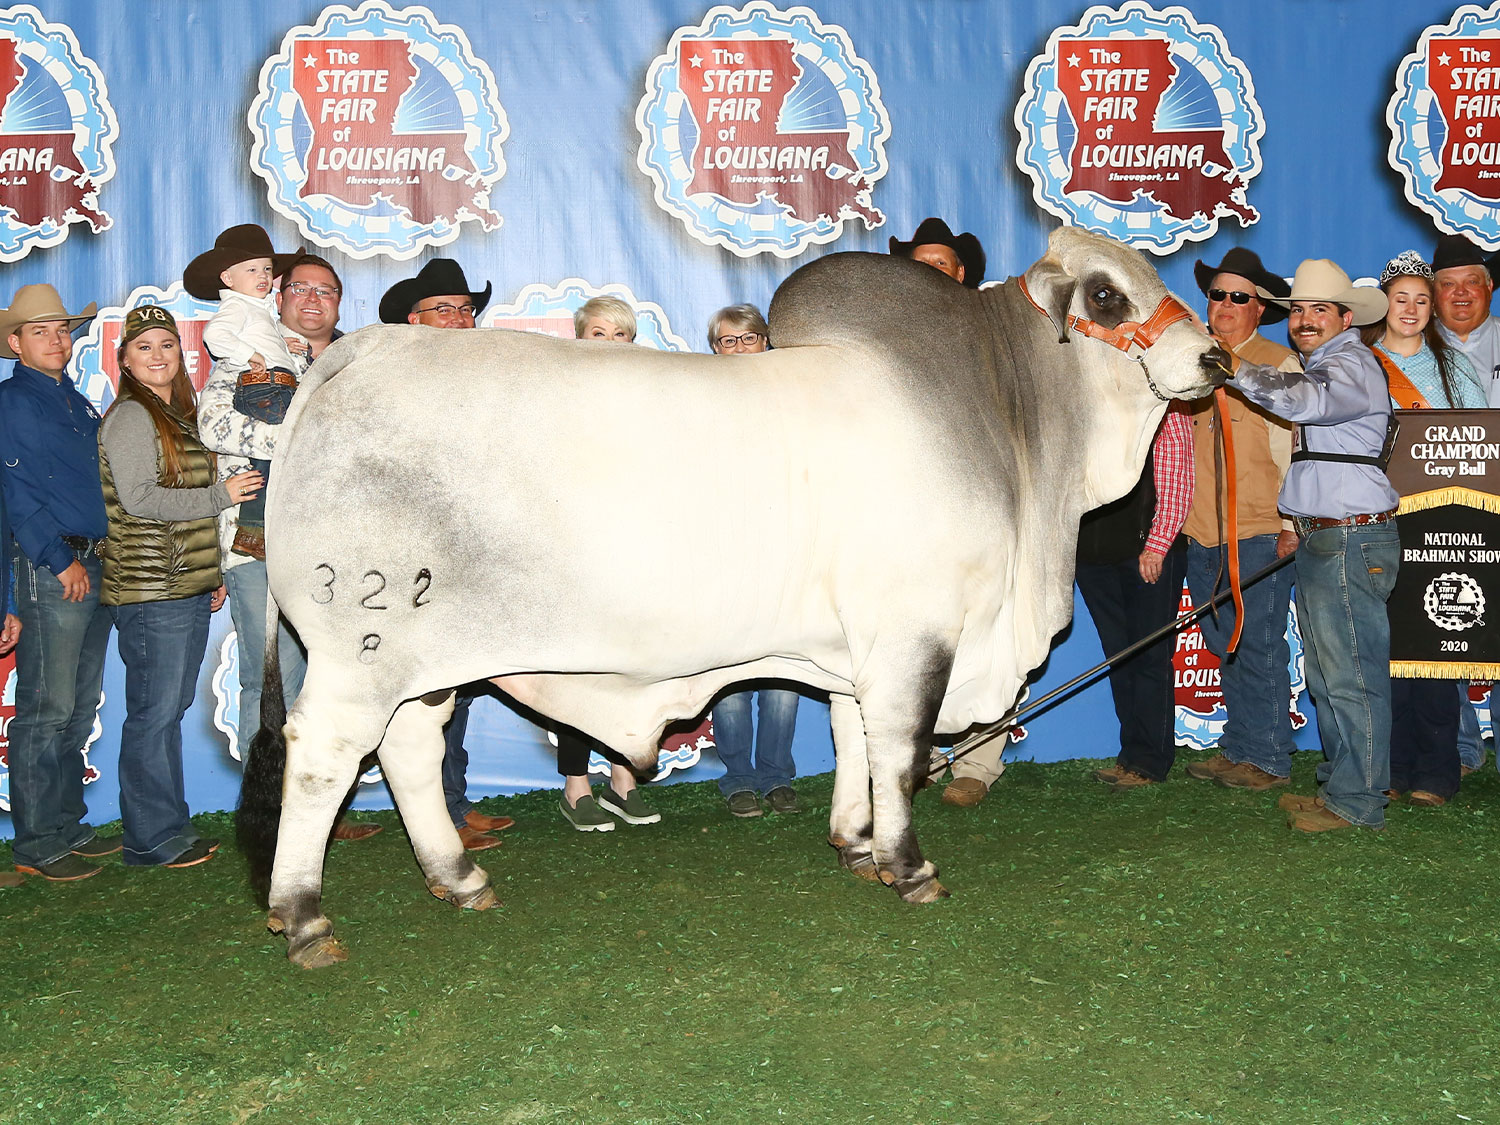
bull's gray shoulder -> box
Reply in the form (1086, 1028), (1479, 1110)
(769, 252), (987, 351)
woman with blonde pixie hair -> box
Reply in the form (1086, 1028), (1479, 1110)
(555, 296), (661, 830)
(574, 296), (637, 343)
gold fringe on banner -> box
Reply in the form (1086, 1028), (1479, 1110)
(1391, 661), (1500, 679)
(1397, 487), (1500, 515)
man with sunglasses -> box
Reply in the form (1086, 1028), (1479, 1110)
(1175, 249), (1304, 792)
(376, 259), (513, 851)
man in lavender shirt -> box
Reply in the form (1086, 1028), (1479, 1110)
(1226, 260), (1397, 833)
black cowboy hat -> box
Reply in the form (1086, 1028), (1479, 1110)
(1431, 233), (1500, 283)
(183, 224), (303, 301)
(378, 258), (493, 324)
(888, 217), (985, 289)
(1193, 247), (1290, 324)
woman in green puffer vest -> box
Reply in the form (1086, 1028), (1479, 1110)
(97, 305), (261, 868)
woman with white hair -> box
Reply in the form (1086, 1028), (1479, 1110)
(704, 304), (802, 817)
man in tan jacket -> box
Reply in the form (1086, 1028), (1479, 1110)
(1180, 249), (1303, 791)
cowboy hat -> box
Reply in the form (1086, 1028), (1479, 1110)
(1193, 247), (1290, 324)
(183, 224), (303, 301)
(888, 217), (986, 288)
(378, 258), (493, 324)
(0, 284), (97, 359)
(1257, 259), (1387, 326)
(1431, 233), (1500, 283)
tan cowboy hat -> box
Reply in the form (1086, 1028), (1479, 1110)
(1256, 259), (1387, 326)
(0, 284), (97, 359)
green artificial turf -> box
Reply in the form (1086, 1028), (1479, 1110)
(2, 755), (1498, 1124)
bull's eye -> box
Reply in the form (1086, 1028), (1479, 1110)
(1091, 287), (1116, 308)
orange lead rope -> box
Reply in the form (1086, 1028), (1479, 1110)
(1213, 385), (1243, 653)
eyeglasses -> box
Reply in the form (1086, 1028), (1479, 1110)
(284, 283), (341, 300)
(417, 302), (476, 319)
(716, 331), (764, 350)
(1207, 288), (1255, 305)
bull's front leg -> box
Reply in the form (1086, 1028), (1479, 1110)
(828, 692), (879, 882)
(378, 692), (498, 913)
(859, 642), (955, 904)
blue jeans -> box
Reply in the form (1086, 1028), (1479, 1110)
(1187, 535), (1297, 777)
(112, 594), (213, 864)
(441, 686), (482, 828)
(225, 559), (306, 757)
(1295, 521), (1399, 827)
(711, 687), (800, 796)
(8, 547), (112, 868)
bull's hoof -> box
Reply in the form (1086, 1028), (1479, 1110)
(288, 934), (349, 970)
(879, 861), (949, 903)
(837, 846), (881, 882)
(430, 879), (500, 911)
(266, 912), (285, 934)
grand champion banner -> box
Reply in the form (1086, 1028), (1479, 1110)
(1014, 1), (1264, 254)
(1388, 408), (1500, 676)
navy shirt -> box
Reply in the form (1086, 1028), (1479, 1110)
(0, 478), (12, 615)
(0, 360), (108, 576)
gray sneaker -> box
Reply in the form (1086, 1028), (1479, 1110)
(560, 794), (616, 832)
(597, 787), (662, 825)
(764, 786), (801, 814)
(726, 790), (763, 818)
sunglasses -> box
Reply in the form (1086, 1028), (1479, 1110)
(1208, 288), (1256, 305)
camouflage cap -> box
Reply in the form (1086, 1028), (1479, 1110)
(120, 304), (179, 347)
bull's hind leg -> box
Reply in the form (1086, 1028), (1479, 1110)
(378, 692), (498, 913)
(269, 671), (396, 968)
(860, 640), (955, 904)
(828, 693), (878, 882)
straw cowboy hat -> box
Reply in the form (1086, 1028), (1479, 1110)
(0, 284), (97, 359)
(1257, 259), (1387, 327)
(183, 223), (303, 301)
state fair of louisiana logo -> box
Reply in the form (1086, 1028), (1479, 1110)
(72, 283), (218, 412)
(636, 2), (890, 258)
(0, 5), (115, 262)
(481, 280), (691, 352)
(1014, 2), (1263, 254)
(248, 1), (508, 261)
(1389, 6), (1500, 248)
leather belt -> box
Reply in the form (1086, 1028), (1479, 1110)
(60, 534), (104, 553)
(239, 368), (298, 388)
(1294, 508), (1398, 535)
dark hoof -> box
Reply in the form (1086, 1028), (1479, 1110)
(289, 934), (348, 969)
(880, 862), (949, 903)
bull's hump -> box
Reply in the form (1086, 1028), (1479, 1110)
(770, 252), (981, 350)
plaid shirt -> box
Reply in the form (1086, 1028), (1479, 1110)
(1144, 403), (1193, 556)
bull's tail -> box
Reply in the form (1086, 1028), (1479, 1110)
(236, 586), (288, 908)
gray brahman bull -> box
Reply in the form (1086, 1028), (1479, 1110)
(238, 227), (1223, 967)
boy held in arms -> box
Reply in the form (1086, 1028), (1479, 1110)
(183, 223), (306, 559)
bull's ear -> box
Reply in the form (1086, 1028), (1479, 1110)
(1026, 259), (1078, 344)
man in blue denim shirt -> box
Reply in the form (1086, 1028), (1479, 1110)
(0, 284), (117, 880)
(1227, 260), (1398, 833)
